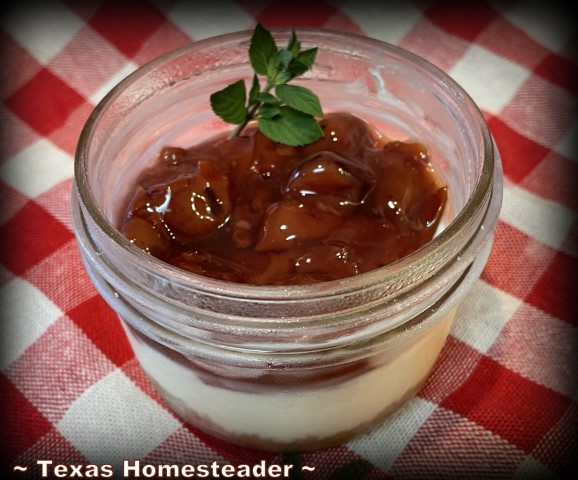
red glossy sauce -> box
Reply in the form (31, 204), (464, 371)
(119, 113), (447, 285)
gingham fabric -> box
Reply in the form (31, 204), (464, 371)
(1, 1), (576, 479)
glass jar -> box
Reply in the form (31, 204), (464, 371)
(71, 29), (502, 452)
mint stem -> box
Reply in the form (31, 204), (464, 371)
(227, 102), (260, 139)
(227, 82), (273, 140)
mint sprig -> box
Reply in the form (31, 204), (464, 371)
(210, 24), (324, 147)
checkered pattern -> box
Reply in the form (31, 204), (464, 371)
(1, 1), (576, 478)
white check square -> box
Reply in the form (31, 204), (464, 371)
(89, 62), (138, 106)
(451, 280), (522, 353)
(0, 278), (62, 370)
(449, 45), (530, 114)
(348, 397), (436, 470)
(335, 0), (421, 45)
(0, 139), (73, 198)
(57, 369), (181, 466)
(1, 1), (83, 64)
(501, 183), (576, 250)
(168, 0), (253, 41)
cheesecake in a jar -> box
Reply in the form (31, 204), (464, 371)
(71, 29), (503, 451)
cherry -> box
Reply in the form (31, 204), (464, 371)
(365, 142), (446, 230)
(162, 160), (233, 237)
(301, 112), (377, 157)
(160, 146), (189, 165)
(245, 252), (294, 285)
(121, 217), (171, 259)
(251, 130), (301, 180)
(254, 200), (342, 252)
(327, 216), (400, 270)
(168, 250), (245, 283)
(283, 151), (373, 216)
(294, 244), (359, 279)
(214, 134), (256, 177)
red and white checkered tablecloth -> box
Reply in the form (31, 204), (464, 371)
(1, 1), (576, 479)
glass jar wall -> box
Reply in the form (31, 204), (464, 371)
(72, 29), (502, 451)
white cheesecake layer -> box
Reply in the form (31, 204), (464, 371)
(126, 309), (455, 445)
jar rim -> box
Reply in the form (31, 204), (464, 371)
(74, 28), (496, 301)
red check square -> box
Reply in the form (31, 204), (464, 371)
(0, 373), (53, 463)
(0, 201), (74, 276)
(67, 295), (134, 367)
(424, 2), (500, 42)
(441, 356), (571, 452)
(257, 0), (338, 28)
(488, 117), (550, 183)
(4, 68), (85, 137)
(89, 0), (166, 59)
(525, 250), (578, 326)
(535, 52), (578, 94)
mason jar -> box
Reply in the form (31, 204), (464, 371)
(71, 29), (502, 452)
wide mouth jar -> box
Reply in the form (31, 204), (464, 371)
(71, 29), (502, 451)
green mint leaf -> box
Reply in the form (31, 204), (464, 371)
(212, 24), (323, 146)
(249, 74), (260, 104)
(275, 70), (294, 84)
(266, 55), (281, 80)
(278, 48), (293, 69)
(296, 48), (317, 68)
(287, 59), (309, 78)
(209, 79), (248, 125)
(275, 84), (323, 117)
(249, 23), (278, 76)
(258, 92), (280, 105)
(288, 47), (318, 76)
(286, 61), (308, 78)
(287, 30), (300, 56)
(258, 106), (324, 146)
(259, 103), (281, 119)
